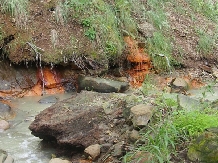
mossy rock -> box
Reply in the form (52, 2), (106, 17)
(188, 130), (218, 163)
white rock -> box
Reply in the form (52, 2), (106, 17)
(0, 120), (10, 130)
(84, 144), (101, 160)
(172, 77), (189, 89)
(49, 158), (71, 163)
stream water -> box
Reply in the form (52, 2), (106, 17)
(0, 93), (72, 163)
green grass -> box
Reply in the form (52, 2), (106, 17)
(55, 0), (136, 61)
(124, 91), (218, 162)
(145, 0), (170, 30)
(173, 109), (218, 137)
(124, 121), (178, 163)
(186, 0), (218, 22)
(0, 0), (28, 28)
(147, 32), (173, 72)
(141, 74), (157, 96)
(196, 28), (216, 56)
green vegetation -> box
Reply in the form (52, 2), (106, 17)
(186, 0), (218, 22)
(0, 0), (217, 69)
(53, 0), (138, 61)
(143, 0), (176, 72)
(147, 32), (173, 72)
(124, 85), (218, 162)
(196, 28), (216, 56)
(141, 74), (157, 96)
(173, 109), (218, 137)
(0, 0), (28, 28)
(145, 0), (170, 30)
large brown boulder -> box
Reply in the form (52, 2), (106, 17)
(29, 91), (142, 148)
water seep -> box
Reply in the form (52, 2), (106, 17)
(158, 53), (172, 74)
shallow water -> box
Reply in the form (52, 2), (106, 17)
(0, 93), (72, 163)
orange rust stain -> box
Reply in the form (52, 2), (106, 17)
(25, 67), (64, 96)
(124, 36), (151, 87)
(0, 67), (65, 98)
(38, 67), (61, 89)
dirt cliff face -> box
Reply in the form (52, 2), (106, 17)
(0, 0), (217, 72)
(0, 1), (109, 67)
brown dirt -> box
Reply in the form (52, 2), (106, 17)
(0, 0), (100, 64)
(165, 0), (218, 68)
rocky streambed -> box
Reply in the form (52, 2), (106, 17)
(0, 63), (218, 163)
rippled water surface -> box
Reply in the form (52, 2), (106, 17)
(0, 93), (72, 163)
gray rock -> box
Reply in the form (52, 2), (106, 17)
(78, 75), (129, 93)
(0, 62), (37, 92)
(0, 103), (11, 114)
(130, 104), (154, 128)
(112, 141), (124, 157)
(169, 78), (189, 93)
(0, 151), (7, 163)
(49, 158), (70, 163)
(129, 151), (152, 163)
(212, 67), (218, 79)
(38, 96), (59, 104)
(84, 144), (101, 160)
(29, 91), (142, 148)
(128, 129), (140, 143)
(100, 143), (112, 153)
(177, 94), (201, 111)
(0, 150), (14, 163)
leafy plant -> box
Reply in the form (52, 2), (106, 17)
(81, 18), (92, 27)
(105, 41), (117, 57)
(84, 27), (96, 40)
